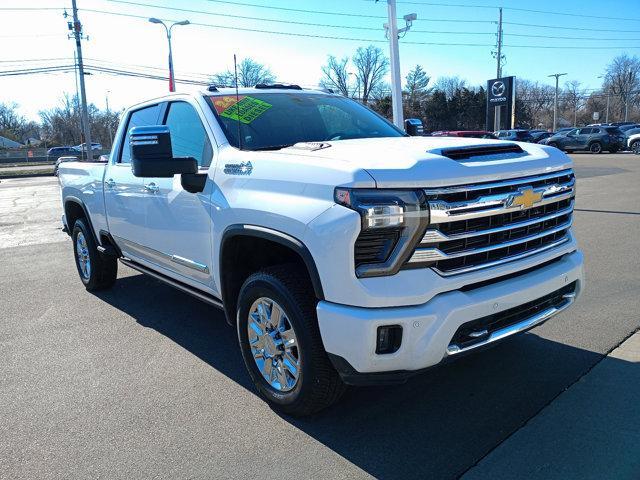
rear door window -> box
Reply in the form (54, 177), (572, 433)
(119, 104), (162, 164)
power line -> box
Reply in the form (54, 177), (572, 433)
(0, 7), (64, 10)
(107, 0), (494, 24)
(394, 1), (640, 23)
(83, 8), (640, 50)
(504, 21), (640, 34)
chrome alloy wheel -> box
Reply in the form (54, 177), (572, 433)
(247, 297), (300, 392)
(76, 231), (91, 279)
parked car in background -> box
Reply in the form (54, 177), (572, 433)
(73, 142), (103, 151)
(626, 131), (640, 154)
(543, 126), (624, 153)
(54, 155), (79, 176)
(609, 122), (636, 127)
(495, 129), (534, 142)
(47, 146), (79, 161)
(617, 124), (640, 133)
(430, 130), (497, 139)
(530, 131), (553, 143)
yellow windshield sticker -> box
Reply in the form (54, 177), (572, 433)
(216, 96), (272, 124)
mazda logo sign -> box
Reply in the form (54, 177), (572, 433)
(491, 81), (506, 97)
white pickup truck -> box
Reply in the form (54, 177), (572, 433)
(59, 85), (583, 416)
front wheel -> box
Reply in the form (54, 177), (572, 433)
(237, 265), (345, 416)
(589, 142), (603, 154)
(72, 218), (117, 291)
(632, 141), (640, 155)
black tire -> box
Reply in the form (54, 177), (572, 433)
(72, 218), (117, 291)
(589, 141), (602, 154)
(237, 265), (346, 416)
(632, 140), (640, 155)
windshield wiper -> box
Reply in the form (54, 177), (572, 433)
(251, 144), (294, 151)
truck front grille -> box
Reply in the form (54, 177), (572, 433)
(406, 169), (575, 276)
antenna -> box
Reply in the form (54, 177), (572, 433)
(233, 54), (243, 151)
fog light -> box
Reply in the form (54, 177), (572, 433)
(376, 325), (403, 354)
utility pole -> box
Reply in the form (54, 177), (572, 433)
(493, 7), (503, 132)
(70, 0), (92, 160)
(381, 1), (416, 129)
(548, 73), (567, 132)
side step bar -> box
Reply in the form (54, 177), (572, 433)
(119, 258), (224, 310)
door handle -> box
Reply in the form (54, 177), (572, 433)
(105, 178), (116, 189)
(144, 182), (159, 193)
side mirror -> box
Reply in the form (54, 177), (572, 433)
(130, 125), (197, 178)
(405, 118), (424, 136)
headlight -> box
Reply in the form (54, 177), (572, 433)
(335, 188), (429, 277)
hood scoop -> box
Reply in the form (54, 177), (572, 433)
(437, 143), (528, 162)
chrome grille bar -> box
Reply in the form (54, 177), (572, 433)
(423, 168), (573, 195)
(428, 178), (575, 224)
(421, 202), (574, 243)
(409, 219), (572, 263)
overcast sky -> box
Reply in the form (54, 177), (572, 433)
(2, 0), (639, 120)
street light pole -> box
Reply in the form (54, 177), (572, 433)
(382, 1), (416, 129)
(149, 18), (190, 92)
(548, 72), (567, 132)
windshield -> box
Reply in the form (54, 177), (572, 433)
(206, 92), (404, 150)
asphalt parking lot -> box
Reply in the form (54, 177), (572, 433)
(1, 153), (639, 479)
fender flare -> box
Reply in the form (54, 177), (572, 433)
(219, 225), (325, 301)
(63, 196), (99, 244)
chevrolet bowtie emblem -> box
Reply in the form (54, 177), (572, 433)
(508, 187), (543, 209)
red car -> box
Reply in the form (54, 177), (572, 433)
(431, 130), (497, 139)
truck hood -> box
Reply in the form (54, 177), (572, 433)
(277, 136), (573, 188)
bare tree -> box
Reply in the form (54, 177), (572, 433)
(562, 80), (586, 127)
(352, 45), (389, 104)
(210, 58), (276, 88)
(604, 54), (640, 121)
(433, 76), (467, 100)
(0, 102), (28, 142)
(320, 55), (353, 97)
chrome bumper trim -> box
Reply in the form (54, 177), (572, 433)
(446, 292), (576, 356)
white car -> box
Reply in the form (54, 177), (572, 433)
(58, 86), (584, 415)
(73, 142), (103, 151)
(626, 132), (640, 154)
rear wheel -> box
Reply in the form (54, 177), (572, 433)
(72, 218), (117, 291)
(237, 265), (345, 416)
(589, 142), (602, 154)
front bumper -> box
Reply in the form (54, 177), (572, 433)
(317, 250), (584, 385)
